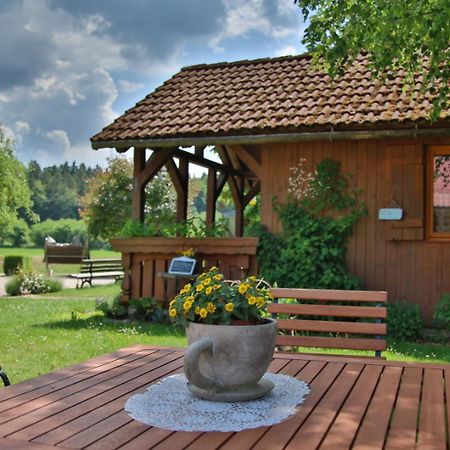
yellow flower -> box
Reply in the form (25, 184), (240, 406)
(207, 302), (216, 313)
(183, 301), (193, 311)
(203, 277), (211, 285)
(213, 284), (221, 290)
(196, 284), (204, 292)
(169, 299), (176, 307)
(200, 308), (208, 318)
(186, 295), (194, 302)
(213, 274), (223, 281)
(257, 298), (265, 308)
(205, 286), (213, 295)
(195, 306), (201, 314)
(210, 266), (218, 271)
(225, 302), (234, 312)
(238, 283), (248, 294)
(169, 308), (177, 317)
(248, 275), (257, 282)
(248, 296), (257, 305)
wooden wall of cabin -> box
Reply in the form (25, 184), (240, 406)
(260, 136), (450, 323)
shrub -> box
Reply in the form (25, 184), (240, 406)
(434, 293), (450, 330)
(3, 255), (31, 275)
(387, 301), (424, 341)
(129, 297), (167, 322)
(95, 296), (128, 319)
(7, 219), (32, 247)
(5, 270), (62, 296)
(30, 219), (88, 247)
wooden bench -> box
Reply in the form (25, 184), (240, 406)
(69, 259), (124, 288)
(268, 287), (388, 357)
(44, 242), (89, 271)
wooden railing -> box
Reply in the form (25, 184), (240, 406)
(110, 237), (259, 303)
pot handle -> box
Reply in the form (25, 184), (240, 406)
(184, 337), (224, 392)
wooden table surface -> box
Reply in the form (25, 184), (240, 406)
(0, 345), (448, 450)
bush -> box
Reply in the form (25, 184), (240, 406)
(30, 219), (88, 247)
(7, 219), (32, 247)
(95, 296), (128, 319)
(387, 301), (424, 341)
(3, 255), (31, 275)
(129, 297), (168, 322)
(434, 293), (450, 330)
(5, 270), (62, 296)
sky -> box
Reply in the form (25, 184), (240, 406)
(0, 0), (305, 169)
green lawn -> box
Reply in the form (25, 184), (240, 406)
(1, 286), (449, 388)
(0, 247), (121, 275)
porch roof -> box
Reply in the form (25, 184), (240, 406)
(91, 53), (450, 149)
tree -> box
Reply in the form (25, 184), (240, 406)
(295, 0), (450, 117)
(80, 156), (176, 240)
(0, 128), (34, 243)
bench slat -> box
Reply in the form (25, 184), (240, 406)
(275, 318), (387, 335)
(270, 288), (387, 303)
(276, 335), (387, 351)
(269, 303), (387, 319)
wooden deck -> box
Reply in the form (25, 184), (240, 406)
(0, 346), (448, 449)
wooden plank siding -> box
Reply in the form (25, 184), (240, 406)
(260, 136), (450, 323)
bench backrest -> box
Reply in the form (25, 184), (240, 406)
(268, 288), (387, 357)
(44, 244), (89, 264)
(80, 259), (123, 274)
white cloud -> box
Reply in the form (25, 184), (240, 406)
(118, 80), (146, 93)
(45, 129), (71, 152)
(15, 121), (30, 135)
(275, 45), (297, 57)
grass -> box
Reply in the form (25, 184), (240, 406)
(0, 246), (121, 275)
(1, 285), (449, 387)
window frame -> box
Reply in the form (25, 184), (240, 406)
(426, 146), (450, 240)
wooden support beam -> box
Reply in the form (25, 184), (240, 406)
(194, 146), (205, 158)
(132, 148), (145, 222)
(140, 147), (175, 186)
(216, 173), (228, 201)
(166, 158), (189, 223)
(227, 144), (262, 178)
(172, 148), (251, 178)
(235, 176), (245, 237)
(206, 168), (217, 229)
(243, 180), (261, 206)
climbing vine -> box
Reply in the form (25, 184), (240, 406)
(258, 159), (366, 289)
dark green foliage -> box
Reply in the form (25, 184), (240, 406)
(7, 219), (32, 247)
(387, 301), (424, 341)
(258, 159), (365, 289)
(434, 293), (450, 330)
(3, 255), (31, 275)
(120, 216), (231, 238)
(95, 296), (128, 319)
(295, 0), (450, 118)
(30, 219), (88, 247)
(129, 297), (168, 322)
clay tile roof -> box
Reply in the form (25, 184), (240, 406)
(91, 53), (450, 146)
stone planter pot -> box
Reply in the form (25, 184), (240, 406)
(184, 318), (277, 401)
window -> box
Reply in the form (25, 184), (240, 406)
(427, 146), (450, 239)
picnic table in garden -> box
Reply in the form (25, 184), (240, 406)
(0, 345), (448, 449)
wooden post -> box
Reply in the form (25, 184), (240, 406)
(132, 148), (145, 222)
(177, 159), (189, 223)
(206, 168), (217, 229)
(235, 176), (244, 237)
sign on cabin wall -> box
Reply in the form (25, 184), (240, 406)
(168, 256), (197, 275)
(378, 208), (404, 221)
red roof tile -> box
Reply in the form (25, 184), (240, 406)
(91, 54), (450, 145)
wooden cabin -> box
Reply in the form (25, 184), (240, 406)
(91, 54), (450, 323)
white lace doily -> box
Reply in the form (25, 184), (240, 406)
(124, 373), (310, 432)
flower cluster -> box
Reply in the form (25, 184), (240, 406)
(287, 159), (315, 202)
(168, 267), (273, 326)
(178, 248), (195, 258)
(16, 270), (53, 294)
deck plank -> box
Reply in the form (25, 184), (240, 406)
(351, 366), (403, 449)
(384, 367), (423, 450)
(318, 364), (383, 450)
(416, 368), (447, 450)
